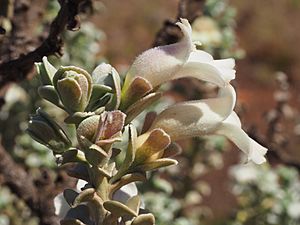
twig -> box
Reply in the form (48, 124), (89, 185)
(0, 144), (76, 225)
(0, 0), (88, 89)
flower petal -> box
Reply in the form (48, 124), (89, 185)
(173, 61), (227, 87)
(123, 19), (195, 89)
(175, 50), (236, 85)
(188, 50), (213, 62)
(151, 85), (236, 140)
(215, 112), (267, 164)
(54, 193), (70, 218)
(214, 58), (235, 69)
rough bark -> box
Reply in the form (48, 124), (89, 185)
(0, 144), (76, 225)
(0, 0), (89, 89)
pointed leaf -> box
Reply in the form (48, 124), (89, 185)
(110, 173), (146, 195)
(42, 56), (57, 78)
(61, 149), (86, 165)
(134, 129), (171, 164)
(85, 144), (108, 166)
(109, 68), (122, 109)
(64, 112), (95, 125)
(62, 205), (92, 225)
(38, 85), (60, 106)
(125, 92), (162, 124)
(121, 76), (153, 110)
(162, 142), (182, 158)
(66, 164), (90, 181)
(35, 57), (57, 85)
(63, 189), (79, 207)
(141, 112), (157, 134)
(87, 84), (113, 111)
(110, 125), (137, 183)
(126, 195), (141, 214)
(135, 158), (178, 172)
(73, 188), (103, 208)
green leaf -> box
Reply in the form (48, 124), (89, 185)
(134, 158), (178, 172)
(64, 112), (95, 125)
(63, 189), (79, 207)
(64, 205), (93, 225)
(35, 57), (57, 85)
(61, 149), (86, 165)
(134, 129), (171, 164)
(88, 84), (113, 111)
(126, 195), (141, 214)
(57, 77), (83, 112)
(91, 63), (113, 85)
(85, 144), (108, 166)
(110, 125), (137, 183)
(125, 92), (162, 124)
(103, 200), (137, 218)
(73, 188), (103, 208)
(106, 68), (122, 110)
(131, 214), (155, 225)
(66, 164), (90, 181)
(120, 76), (153, 111)
(53, 66), (92, 113)
(110, 173), (146, 195)
(38, 85), (60, 106)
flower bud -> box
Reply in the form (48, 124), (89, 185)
(27, 108), (72, 153)
(76, 111), (126, 149)
(53, 66), (92, 113)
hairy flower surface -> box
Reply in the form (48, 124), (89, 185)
(123, 19), (235, 92)
(148, 84), (267, 164)
(122, 19), (267, 164)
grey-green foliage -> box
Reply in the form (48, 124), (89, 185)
(0, 187), (39, 225)
(227, 163), (300, 225)
(193, 0), (244, 59)
(45, 0), (105, 71)
(0, 2), (105, 225)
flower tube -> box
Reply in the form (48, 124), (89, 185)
(148, 85), (267, 164)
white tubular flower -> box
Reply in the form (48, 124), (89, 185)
(123, 19), (235, 92)
(149, 85), (267, 164)
(173, 50), (236, 86)
(215, 112), (267, 164)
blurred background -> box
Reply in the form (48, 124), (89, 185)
(0, 0), (300, 224)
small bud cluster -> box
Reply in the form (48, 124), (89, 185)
(29, 56), (175, 225)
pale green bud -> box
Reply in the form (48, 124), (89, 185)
(53, 66), (92, 113)
(27, 108), (72, 153)
(76, 111), (126, 150)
